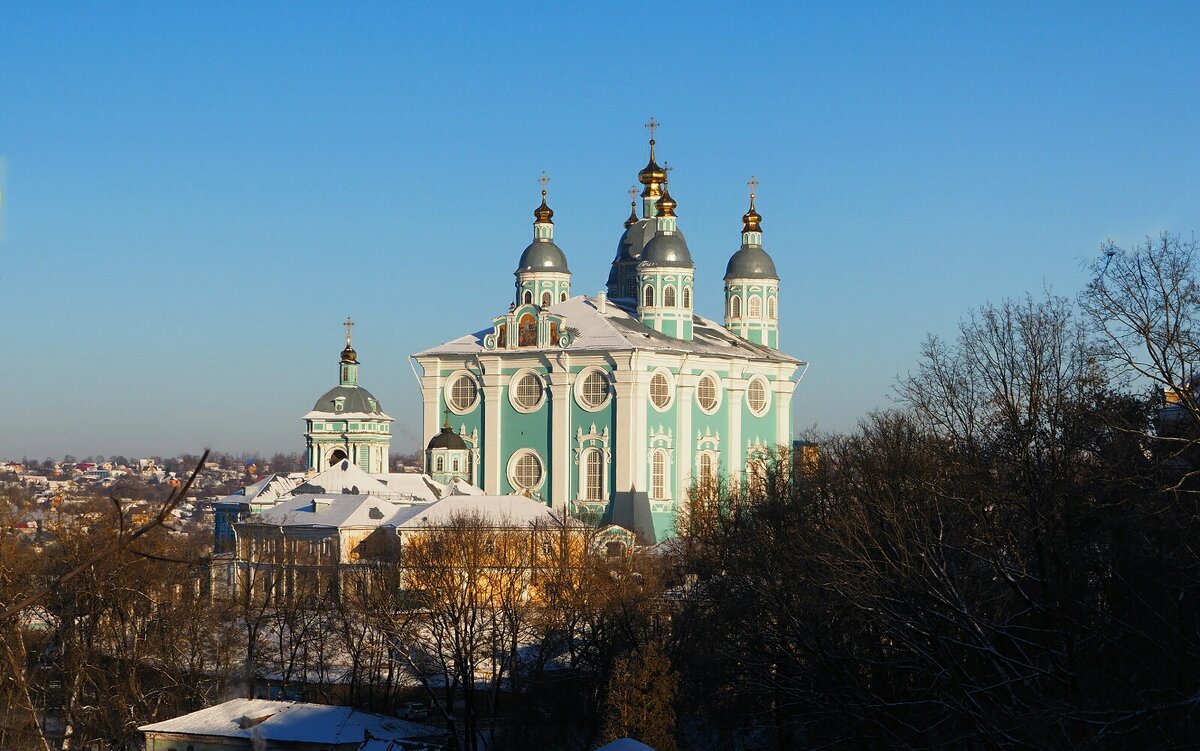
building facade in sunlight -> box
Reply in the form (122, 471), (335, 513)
(411, 127), (806, 543)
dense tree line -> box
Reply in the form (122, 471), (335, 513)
(673, 234), (1200, 749)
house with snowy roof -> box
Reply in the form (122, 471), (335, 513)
(138, 698), (446, 750)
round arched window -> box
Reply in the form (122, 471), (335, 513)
(697, 373), (720, 413)
(447, 374), (479, 413)
(683, 286), (691, 309)
(650, 371), (672, 410)
(664, 286), (676, 307)
(509, 451), (544, 492)
(747, 376), (770, 415)
(542, 291), (552, 307)
(576, 369), (611, 410)
(730, 295), (742, 319)
(512, 372), (545, 411)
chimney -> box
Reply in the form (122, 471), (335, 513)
(597, 289), (607, 314)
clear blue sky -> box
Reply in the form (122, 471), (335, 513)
(2, 2), (1198, 459)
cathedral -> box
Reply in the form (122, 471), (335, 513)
(411, 125), (806, 542)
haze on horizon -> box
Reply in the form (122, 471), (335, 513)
(2, 2), (1197, 459)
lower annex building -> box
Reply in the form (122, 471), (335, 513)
(411, 127), (806, 542)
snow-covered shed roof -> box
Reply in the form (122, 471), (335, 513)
(251, 494), (404, 529)
(293, 460), (395, 497)
(393, 493), (560, 530)
(138, 698), (442, 745)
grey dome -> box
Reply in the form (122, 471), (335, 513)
(517, 239), (570, 274)
(724, 245), (778, 280)
(427, 425), (468, 451)
(641, 232), (694, 268)
(613, 219), (687, 263)
(312, 385), (385, 415)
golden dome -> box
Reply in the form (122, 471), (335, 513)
(533, 190), (554, 224)
(340, 345), (358, 364)
(624, 199), (638, 228)
(656, 186), (677, 218)
(638, 139), (667, 187)
(742, 192), (762, 233)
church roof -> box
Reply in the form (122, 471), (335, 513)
(414, 295), (803, 365)
(612, 218), (687, 265)
(517, 238), (570, 274)
(725, 243), (778, 280)
(306, 384), (391, 419)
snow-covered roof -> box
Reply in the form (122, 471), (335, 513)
(293, 460), (396, 498)
(251, 493), (405, 529)
(393, 493), (560, 530)
(378, 472), (443, 502)
(413, 295), (803, 365)
(138, 698), (442, 744)
(442, 478), (484, 496)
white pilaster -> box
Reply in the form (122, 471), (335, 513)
(480, 356), (504, 493)
(549, 362), (572, 512)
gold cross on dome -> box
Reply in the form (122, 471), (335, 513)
(344, 316), (354, 347)
(644, 115), (659, 140)
(663, 162), (673, 182)
(628, 185), (638, 202)
(748, 175), (759, 198)
(538, 172), (550, 193)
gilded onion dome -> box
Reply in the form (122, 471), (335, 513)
(638, 139), (667, 190)
(533, 189), (554, 224)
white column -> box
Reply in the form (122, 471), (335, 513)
(676, 368), (695, 505)
(480, 356), (504, 494)
(549, 364), (572, 512)
(727, 380), (745, 479)
(417, 357), (441, 466)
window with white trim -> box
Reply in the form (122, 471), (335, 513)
(651, 450), (667, 500)
(542, 291), (552, 307)
(523, 290), (533, 304)
(730, 295), (741, 318)
(561, 291), (568, 302)
(513, 372), (544, 410)
(511, 451), (544, 492)
(698, 451), (715, 483)
(749, 295), (762, 318)
(584, 448), (603, 500)
(435, 456), (444, 472)
(643, 285), (654, 307)
(697, 373), (719, 412)
(768, 295), (777, 319)
(683, 286), (691, 309)
(650, 372), (672, 409)
(448, 374), (478, 413)
(577, 369), (610, 409)
(664, 285), (676, 307)
(747, 377), (769, 415)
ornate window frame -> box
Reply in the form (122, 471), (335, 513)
(573, 423), (612, 502)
